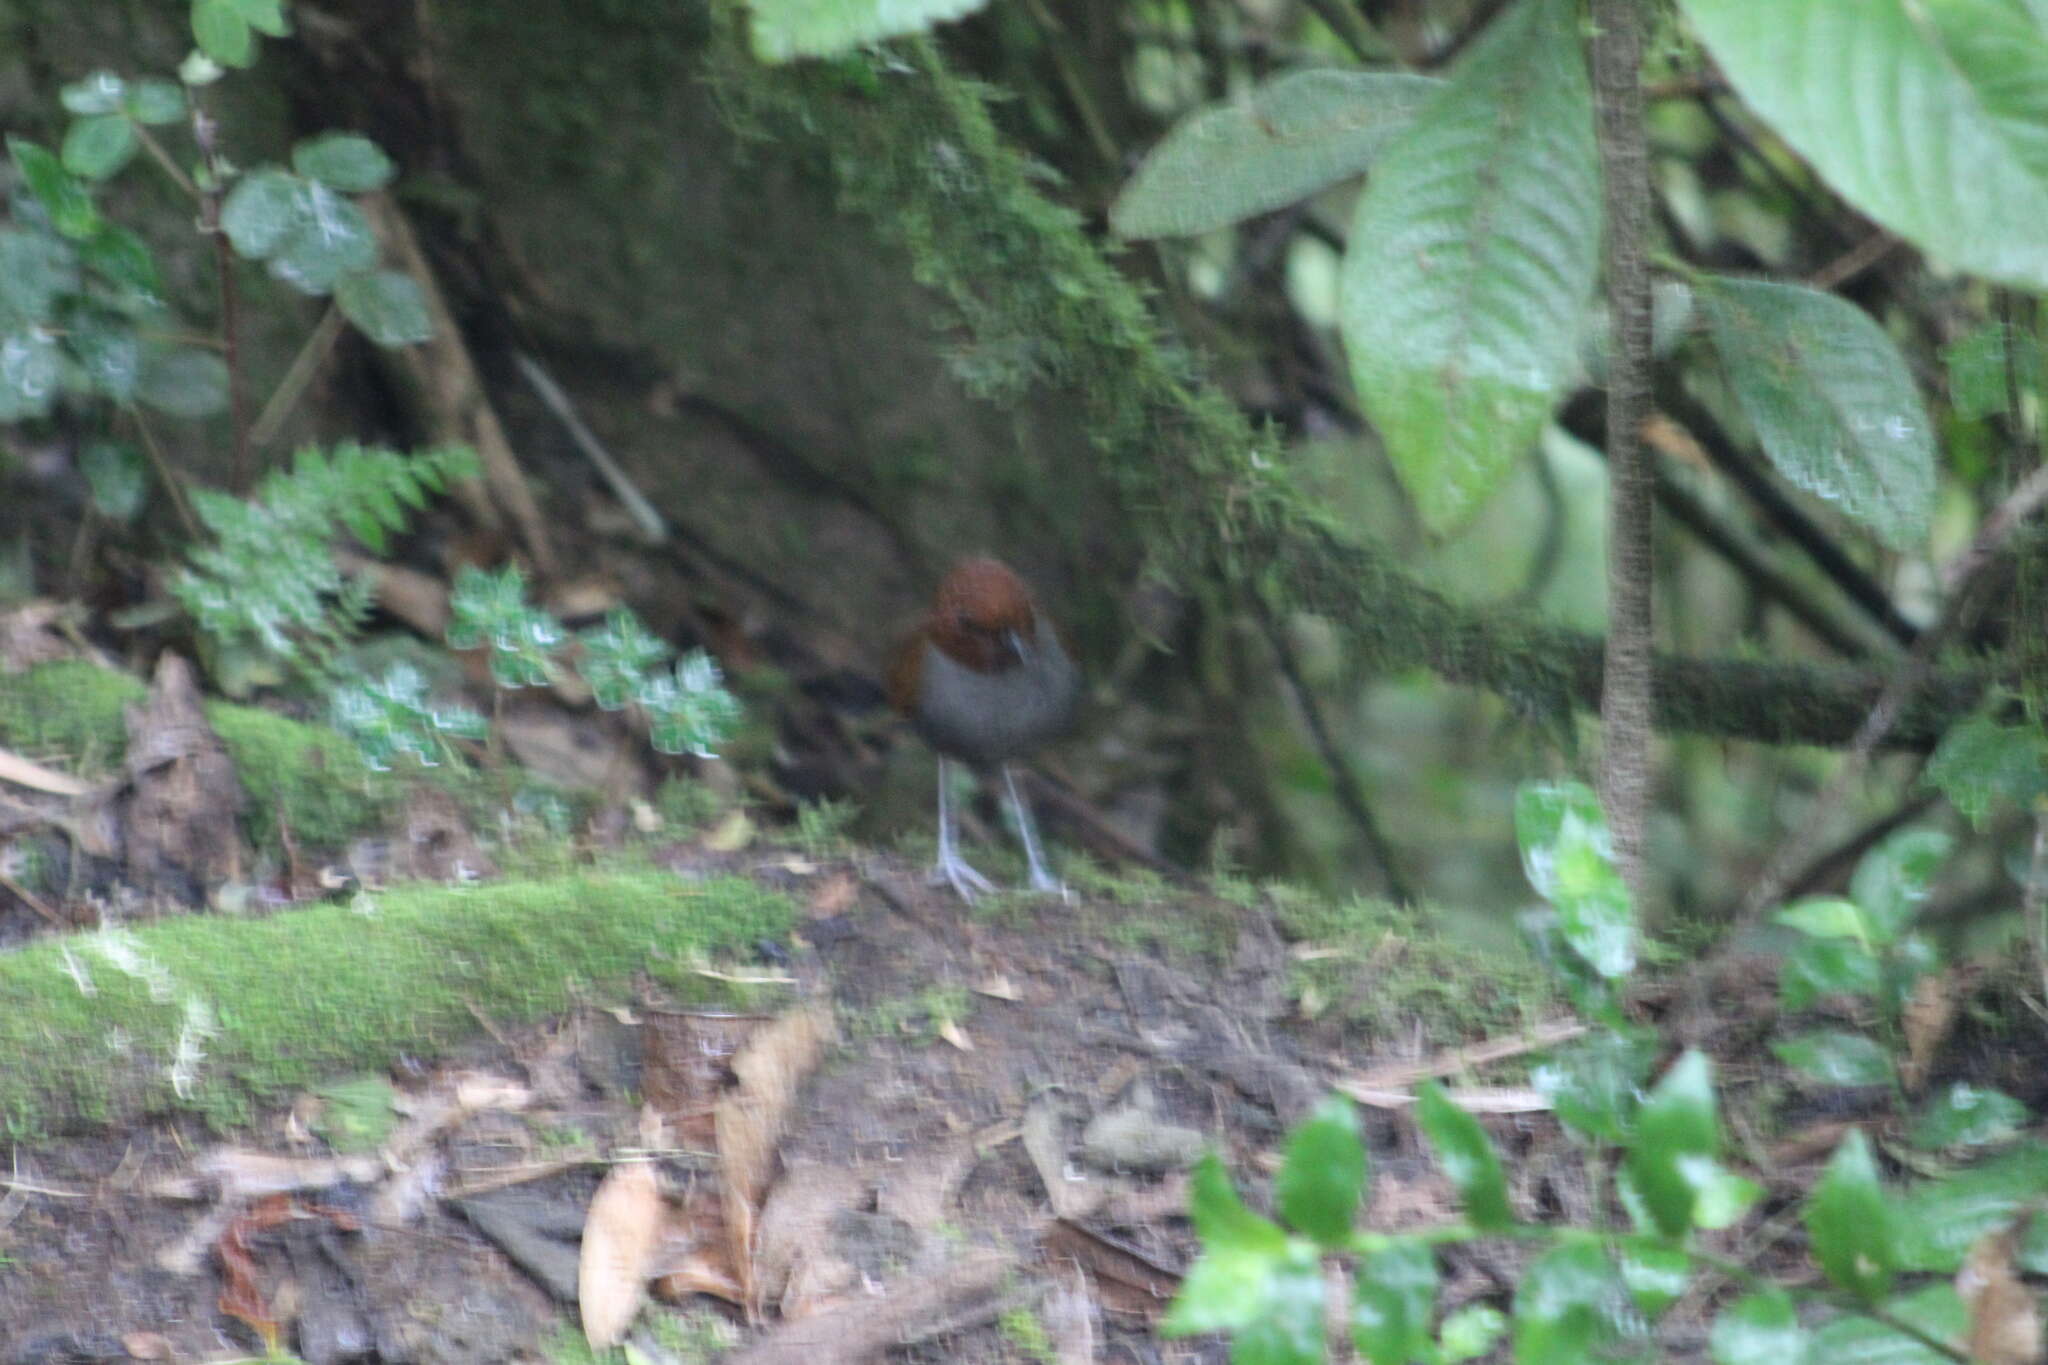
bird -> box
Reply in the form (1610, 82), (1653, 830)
(889, 556), (1080, 901)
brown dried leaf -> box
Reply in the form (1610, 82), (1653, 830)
(972, 974), (1021, 1001)
(0, 601), (77, 674)
(122, 652), (247, 895)
(806, 872), (858, 918)
(703, 809), (756, 853)
(754, 1164), (869, 1310)
(1041, 1219), (1180, 1320)
(1042, 1264), (1098, 1365)
(716, 1004), (833, 1314)
(578, 1160), (665, 1348)
(651, 1247), (749, 1305)
(643, 1012), (757, 1147)
(1901, 967), (1959, 1094)
(1959, 1218), (2043, 1365)
(121, 1331), (175, 1360)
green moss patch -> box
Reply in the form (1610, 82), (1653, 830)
(1269, 886), (1557, 1041)
(0, 659), (398, 848)
(0, 870), (792, 1139)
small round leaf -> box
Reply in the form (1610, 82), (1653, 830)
(335, 269), (431, 348)
(292, 133), (396, 192)
(61, 114), (138, 181)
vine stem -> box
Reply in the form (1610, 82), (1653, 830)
(188, 102), (250, 491)
(1590, 0), (1656, 911)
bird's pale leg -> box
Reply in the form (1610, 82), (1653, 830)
(1003, 764), (1064, 895)
(932, 758), (995, 901)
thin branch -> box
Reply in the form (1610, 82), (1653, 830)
(1591, 0), (1657, 907)
(1559, 393), (1877, 659)
(249, 304), (346, 452)
(1735, 460), (2048, 927)
(2027, 804), (2048, 1014)
(1252, 594), (1414, 905)
(128, 410), (200, 539)
(129, 123), (198, 199)
(1657, 385), (1921, 647)
(511, 351), (668, 545)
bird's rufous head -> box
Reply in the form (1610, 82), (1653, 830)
(925, 557), (1040, 674)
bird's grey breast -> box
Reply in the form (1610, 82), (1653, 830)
(913, 617), (1077, 765)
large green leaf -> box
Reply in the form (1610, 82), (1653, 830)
(1697, 276), (1934, 551)
(0, 230), (79, 332)
(1625, 1050), (1719, 1239)
(1351, 1240), (1437, 1364)
(80, 439), (148, 522)
(1924, 712), (2048, 829)
(1532, 1030), (1656, 1144)
(1227, 1248), (1327, 1365)
(1162, 1154), (1290, 1334)
(9, 138), (101, 240)
(1908, 1083), (2028, 1151)
(1806, 1285), (1966, 1365)
(1511, 1241), (1630, 1365)
(1849, 828), (1950, 941)
(1415, 1083), (1511, 1229)
(747, 0), (992, 62)
(1339, 0), (1599, 533)
(1678, 0), (2048, 290)
(1893, 1141), (2048, 1271)
(0, 329), (62, 421)
(1274, 1095), (1365, 1248)
(1112, 71), (1440, 239)
(192, 0), (255, 67)
(1516, 781), (1635, 980)
(1771, 1030), (1895, 1088)
(1806, 1129), (1895, 1301)
(61, 114), (137, 181)
(1710, 1289), (1807, 1365)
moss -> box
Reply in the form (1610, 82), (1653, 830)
(0, 658), (142, 773)
(0, 659), (499, 852)
(1268, 886), (1557, 1041)
(0, 869), (793, 1140)
(206, 698), (392, 849)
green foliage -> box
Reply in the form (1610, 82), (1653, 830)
(329, 662), (488, 771)
(0, 870), (794, 1139)
(1166, 782), (2036, 1362)
(5, 20), (432, 440)
(174, 443), (477, 682)
(1111, 71), (1439, 240)
(1696, 276), (1935, 551)
(1678, 0), (2048, 291)
(637, 652), (744, 757)
(1338, 0), (1599, 533)
(448, 566), (743, 761)
(191, 0), (291, 69)
(1923, 707), (2048, 829)
(745, 0), (993, 62)
(448, 564), (565, 688)
(1515, 781), (1635, 988)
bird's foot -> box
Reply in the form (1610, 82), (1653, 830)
(930, 850), (997, 903)
(1025, 868), (1070, 901)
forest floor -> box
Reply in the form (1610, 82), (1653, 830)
(0, 805), (1571, 1365)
